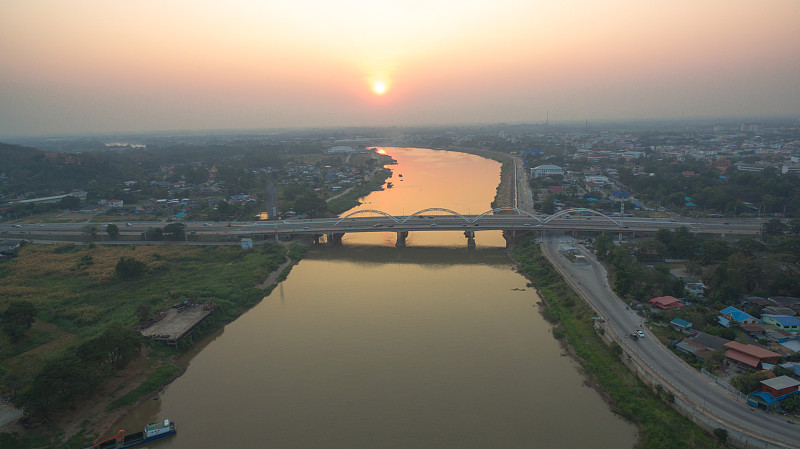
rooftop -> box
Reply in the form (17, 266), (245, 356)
(762, 314), (800, 327)
(724, 341), (781, 359)
(761, 375), (800, 391)
(720, 306), (758, 323)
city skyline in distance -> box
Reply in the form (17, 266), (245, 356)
(1, 0), (799, 138)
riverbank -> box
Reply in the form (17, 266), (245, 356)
(0, 242), (305, 448)
(439, 146), (516, 210)
(510, 238), (725, 448)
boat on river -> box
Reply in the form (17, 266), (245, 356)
(83, 419), (176, 449)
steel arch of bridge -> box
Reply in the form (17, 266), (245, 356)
(334, 207), (620, 226)
(545, 208), (622, 227)
(334, 208), (471, 226)
(334, 207), (622, 226)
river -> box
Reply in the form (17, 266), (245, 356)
(118, 147), (636, 448)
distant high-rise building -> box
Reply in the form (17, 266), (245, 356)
(741, 122), (762, 132)
(265, 183), (278, 219)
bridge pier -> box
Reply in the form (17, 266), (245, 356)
(395, 231), (409, 247)
(464, 230), (476, 248)
(327, 233), (345, 245)
(312, 234), (323, 245)
(502, 230), (528, 248)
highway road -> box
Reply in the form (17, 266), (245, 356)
(0, 212), (763, 241)
(541, 235), (800, 448)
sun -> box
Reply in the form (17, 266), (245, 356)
(372, 81), (387, 95)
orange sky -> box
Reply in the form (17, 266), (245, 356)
(1, 0), (799, 136)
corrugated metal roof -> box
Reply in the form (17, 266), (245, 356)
(761, 376), (800, 391)
(725, 350), (760, 368)
(724, 341), (781, 359)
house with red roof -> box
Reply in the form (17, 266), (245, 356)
(649, 296), (684, 310)
(723, 341), (781, 369)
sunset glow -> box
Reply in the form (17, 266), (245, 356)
(1, 0), (798, 136)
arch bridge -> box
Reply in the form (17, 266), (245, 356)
(247, 207), (717, 248)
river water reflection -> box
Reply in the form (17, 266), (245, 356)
(121, 148), (635, 448)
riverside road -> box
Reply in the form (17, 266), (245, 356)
(541, 236), (800, 449)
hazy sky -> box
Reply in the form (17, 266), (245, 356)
(1, 0), (799, 137)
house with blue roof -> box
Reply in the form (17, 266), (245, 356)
(747, 376), (800, 411)
(720, 306), (759, 325)
(761, 314), (800, 332)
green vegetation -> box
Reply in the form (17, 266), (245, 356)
(105, 223), (119, 239)
(115, 257), (146, 280)
(512, 238), (724, 449)
(730, 371), (773, 395)
(783, 395), (800, 414)
(0, 242), (294, 444)
(619, 159), (800, 217)
(21, 326), (143, 418)
(109, 363), (180, 410)
(596, 227), (800, 306)
(1, 300), (37, 343)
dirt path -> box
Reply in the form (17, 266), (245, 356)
(256, 257), (294, 289)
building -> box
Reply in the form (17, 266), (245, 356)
(719, 306), (759, 325)
(747, 376), (800, 411)
(762, 306), (796, 317)
(326, 146), (362, 154)
(685, 281), (706, 297)
(675, 332), (731, 361)
(761, 315), (800, 332)
(723, 341), (781, 369)
(531, 164), (564, 178)
(670, 318), (693, 333)
(649, 296), (684, 310)
(741, 324), (766, 339)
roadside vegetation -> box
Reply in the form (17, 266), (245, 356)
(0, 242), (298, 447)
(512, 238), (726, 449)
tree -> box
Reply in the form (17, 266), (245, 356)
(115, 257), (145, 280)
(81, 224), (98, 241)
(594, 233), (613, 261)
(790, 218), (800, 237)
(1, 300), (37, 342)
(142, 227), (164, 241)
(763, 218), (787, 236)
(56, 195), (81, 210)
(21, 353), (97, 418)
(77, 325), (143, 369)
(292, 194), (327, 218)
(540, 198), (555, 215)
(731, 371), (771, 394)
(105, 223), (119, 239)
(783, 394), (800, 414)
(163, 223), (186, 240)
